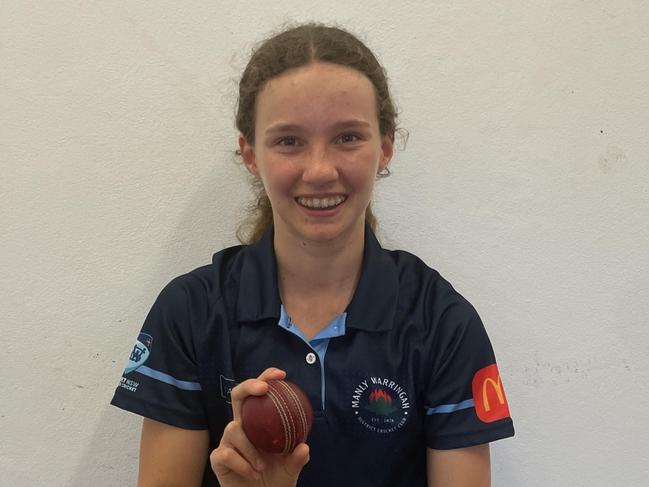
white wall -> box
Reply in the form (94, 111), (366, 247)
(2, 1), (648, 485)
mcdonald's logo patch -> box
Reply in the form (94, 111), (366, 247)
(472, 364), (510, 423)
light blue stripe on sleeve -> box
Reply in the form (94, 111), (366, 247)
(136, 365), (202, 391)
(426, 398), (474, 415)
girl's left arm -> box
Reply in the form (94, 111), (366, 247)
(426, 444), (491, 487)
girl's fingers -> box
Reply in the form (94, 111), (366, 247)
(231, 367), (287, 421)
(224, 420), (267, 473)
(211, 420), (267, 481)
(285, 443), (310, 474)
(216, 367), (289, 481)
(257, 367), (286, 382)
(210, 444), (261, 481)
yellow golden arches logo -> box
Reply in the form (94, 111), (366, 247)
(482, 375), (505, 412)
(472, 364), (510, 423)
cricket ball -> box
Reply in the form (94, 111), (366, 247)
(241, 379), (313, 454)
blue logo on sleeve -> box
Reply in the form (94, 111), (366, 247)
(124, 332), (153, 374)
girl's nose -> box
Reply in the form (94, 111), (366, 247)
(301, 146), (338, 183)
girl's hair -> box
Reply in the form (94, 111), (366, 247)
(235, 22), (399, 244)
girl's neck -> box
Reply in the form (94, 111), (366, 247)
(273, 223), (365, 299)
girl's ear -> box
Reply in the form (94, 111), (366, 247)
(378, 135), (394, 172)
(239, 135), (259, 176)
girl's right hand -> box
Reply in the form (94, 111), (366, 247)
(209, 367), (310, 487)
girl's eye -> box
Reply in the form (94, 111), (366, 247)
(337, 133), (361, 143)
(276, 136), (298, 146)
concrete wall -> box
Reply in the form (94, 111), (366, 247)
(2, 1), (648, 485)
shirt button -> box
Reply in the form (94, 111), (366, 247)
(305, 352), (317, 365)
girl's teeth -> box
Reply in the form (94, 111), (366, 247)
(298, 196), (346, 208)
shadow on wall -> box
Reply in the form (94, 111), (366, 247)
(68, 406), (140, 486)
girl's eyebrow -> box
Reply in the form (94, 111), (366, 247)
(264, 119), (371, 135)
(264, 123), (303, 135)
(332, 119), (372, 130)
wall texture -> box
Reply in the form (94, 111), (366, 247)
(2, 1), (648, 485)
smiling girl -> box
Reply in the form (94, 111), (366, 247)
(111, 23), (514, 487)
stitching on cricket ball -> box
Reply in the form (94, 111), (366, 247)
(266, 385), (290, 452)
(278, 380), (307, 442)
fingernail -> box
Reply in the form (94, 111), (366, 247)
(256, 460), (265, 470)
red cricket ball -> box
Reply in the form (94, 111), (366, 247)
(241, 379), (314, 454)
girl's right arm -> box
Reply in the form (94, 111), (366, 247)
(138, 418), (209, 487)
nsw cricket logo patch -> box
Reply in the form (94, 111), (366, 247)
(351, 377), (410, 434)
(124, 332), (153, 374)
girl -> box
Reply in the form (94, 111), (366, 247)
(112, 23), (514, 487)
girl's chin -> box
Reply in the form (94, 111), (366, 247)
(284, 220), (365, 244)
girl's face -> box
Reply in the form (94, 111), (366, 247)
(240, 62), (393, 246)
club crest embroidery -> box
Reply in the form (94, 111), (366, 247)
(124, 332), (153, 374)
(351, 377), (410, 434)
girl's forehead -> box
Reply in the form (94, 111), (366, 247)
(263, 62), (369, 87)
(256, 62), (378, 128)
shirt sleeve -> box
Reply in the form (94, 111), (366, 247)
(424, 295), (514, 449)
(110, 275), (208, 429)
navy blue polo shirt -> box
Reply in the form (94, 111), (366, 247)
(111, 226), (514, 486)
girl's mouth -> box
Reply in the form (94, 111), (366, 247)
(296, 195), (347, 209)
